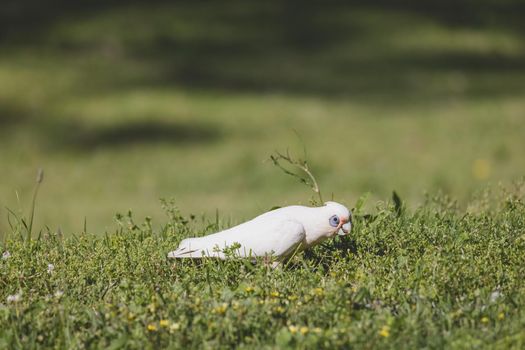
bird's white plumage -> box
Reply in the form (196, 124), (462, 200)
(167, 201), (351, 260)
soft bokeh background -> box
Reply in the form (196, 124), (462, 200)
(1, 0), (524, 234)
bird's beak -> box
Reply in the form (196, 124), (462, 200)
(337, 219), (352, 236)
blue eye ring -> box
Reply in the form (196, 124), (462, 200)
(329, 215), (340, 227)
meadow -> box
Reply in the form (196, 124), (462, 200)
(1, 1), (525, 348)
(1, 183), (524, 349)
(1, 1), (524, 234)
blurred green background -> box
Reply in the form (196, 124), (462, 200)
(1, 0), (524, 234)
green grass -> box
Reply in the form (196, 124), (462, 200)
(1, 2), (525, 234)
(1, 2), (525, 347)
(1, 184), (524, 349)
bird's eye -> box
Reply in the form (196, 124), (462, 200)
(329, 215), (340, 227)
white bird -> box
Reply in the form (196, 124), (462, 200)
(167, 201), (352, 260)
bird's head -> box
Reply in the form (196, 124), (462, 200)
(323, 201), (352, 236)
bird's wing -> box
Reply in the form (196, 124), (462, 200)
(168, 217), (305, 259)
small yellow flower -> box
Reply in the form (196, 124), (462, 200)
(288, 325), (298, 334)
(312, 288), (324, 296)
(275, 306), (285, 314)
(270, 291), (280, 298)
(127, 312), (136, 321)
(481, 316), (489, 324)
(213, 303), (228, 315)
(148, 303), (156, 313)
(313, 327), (322, 334)
(147, 324), (157, 332)
(288, 295), (298, 301)
(379, 325), (390, 337)
(300, 326), (309, 335)
(245, 287), (255, 293)
(169, 323), (181, 333)
(159, 320), (170, 328)
(498, 313), (505, 320)
(472, 159), (491, 180)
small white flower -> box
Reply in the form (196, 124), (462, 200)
(2, 251), (11, 260)
(7, 292), (22, 303)
(54, 290), (64, 298)
(47, 264), (55, 274)
(490, 290), (502, 303)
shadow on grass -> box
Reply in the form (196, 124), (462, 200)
(48, 120), (222, 151)
(1, 0), (524, 100)
(0, 105), (32, 128)
(1, 0), (525, 149)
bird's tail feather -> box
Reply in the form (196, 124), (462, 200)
(167, 238), (204, 258)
